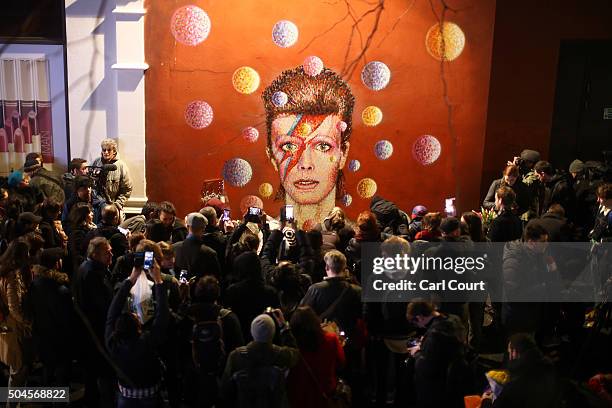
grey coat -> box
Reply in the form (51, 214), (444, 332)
(91, 154), (133, 209)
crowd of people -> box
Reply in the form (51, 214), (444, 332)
(0, 143), (611, 408)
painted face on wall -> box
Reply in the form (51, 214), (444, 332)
(270, 113), (348, 205)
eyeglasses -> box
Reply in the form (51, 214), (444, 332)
(102, 148), (114, 152)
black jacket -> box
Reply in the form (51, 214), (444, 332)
(224, 252), (280, 342)
(370, 197), (410, 236)
(84, 224), (128, 269)
(501, 240), (559, 333)
(534, 212), (571, 242)
(186, 302), (245, 355)
(487, 210), (523, 242)
(105, 279), (169, 388)
(29, 266), (74, 365)
(300, 276), (362, 339)
(483, 178), (530, 216)
(68, 224), (95, 275)
(345, 233), (388, 282)
(73, 258), (114, 340)
(414, 314), (472, 408)
(173, 235), (221, 279)
(540, 173), (575, 219)
(481, 350), (560, 408)
(202, 226), (228, 273)
(39, 217), (62, 249)
(162, 219), (188, 244)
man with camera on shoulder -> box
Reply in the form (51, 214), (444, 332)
(91, 138), (133, 220)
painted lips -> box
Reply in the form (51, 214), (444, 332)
(294, 179), (319, 190)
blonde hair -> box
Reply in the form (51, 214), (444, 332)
(100, 138), (118, 152)
(324, 250), (347, 275)
(381, 236), (411, 257)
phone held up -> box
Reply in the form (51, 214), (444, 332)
(221, 208), (231, 222)
(246, 206), (262, 223)
(143, 251), (154, 271)
(280, 205), (294, 223)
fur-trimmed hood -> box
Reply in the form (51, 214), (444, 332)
(32, 265), (69, 285)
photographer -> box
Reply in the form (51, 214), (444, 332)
(105, 250), (169, 407)
(91, 138), (133, 217)
(62, 158), (88, 199)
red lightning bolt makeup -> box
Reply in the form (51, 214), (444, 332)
(278, 113), (329, 181)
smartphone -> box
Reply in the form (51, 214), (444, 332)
(143, 251), (154, 271)
(408, 339), (419, 348)
(222, 208), (231, 222)
(280, 205), (294, 222)
(248, 207), (262, 216)
(118, 226), (129, 236)
(179, 270), (188, 284)
(444, 197), (456, 217)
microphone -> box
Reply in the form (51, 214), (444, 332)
(89, 164), (117, 171)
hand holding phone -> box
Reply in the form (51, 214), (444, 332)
(143, 251), (154, 271)
(280, 205), (294, 223)
(179, 269), (188, 284)
(221, 208), (231, 222)
(246, 207), (262, 223)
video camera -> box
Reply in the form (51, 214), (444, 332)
(86, 164), (117, 200)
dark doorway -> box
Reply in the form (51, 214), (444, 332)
(549, 40), (612, 170)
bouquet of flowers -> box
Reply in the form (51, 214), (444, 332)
(478, 207), (498, 231)
(485, 370), (510, 400)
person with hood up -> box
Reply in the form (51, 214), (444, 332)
(224, 251), (280, 341)
(408, 205), (428, 241)
(314, 206), (355, 253)
(370, 195), (410, 237)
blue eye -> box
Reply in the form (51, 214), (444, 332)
(315, 142), (332, 152)
(281, 142), (298, 153)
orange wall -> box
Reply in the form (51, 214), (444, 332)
(145, 0), (496, 219)
(481, 0), (612, 197)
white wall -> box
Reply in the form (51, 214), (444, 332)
(65, 0), (147, 211)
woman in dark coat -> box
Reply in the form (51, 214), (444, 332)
(38, 199), (64, 249)
(483, 164), (530, 216)
(345, 211), (385, 282)
(67, 202), (96, 274)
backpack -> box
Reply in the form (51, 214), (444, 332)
(191, 308), (230, 374)
(231, 350), (286, 408)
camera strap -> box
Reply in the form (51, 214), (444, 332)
(320, 282), (350, 321)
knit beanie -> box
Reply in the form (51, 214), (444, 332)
(520, 149), (540, 163)
(7, 171), (24, 188)
(250, 314), (276, 343)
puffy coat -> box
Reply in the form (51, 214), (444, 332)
(30, 168), (65, 204)
(91, 155), (132, 209)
